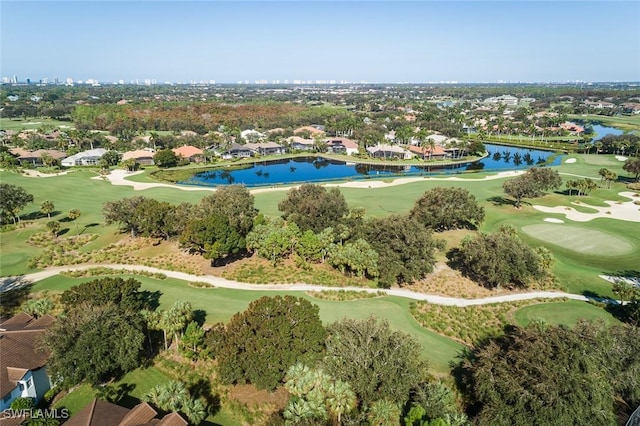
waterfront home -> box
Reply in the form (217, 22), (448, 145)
(0, 313), (55, 411)
(221, 143), (253, 159)
(367, 144), (412, 160)
(326, 137), (359, 156)
(61, 148), (107, 166)
(172, 145), (204, 162)
(406, 144), (448, 160)
(288, 136), (315, 151)
(245, 142), (285, 156)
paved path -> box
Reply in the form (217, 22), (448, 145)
(1, 264), (622, 307)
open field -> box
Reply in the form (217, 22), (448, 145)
(521, 224), (634, 255)
(0, 117), (75, 131)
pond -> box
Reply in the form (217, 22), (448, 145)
(576, 121), (625, 140)
(183, 144), (562, 187)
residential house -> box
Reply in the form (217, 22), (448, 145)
(406, 145), (448, 160)
(61, 148), (107, 167)
(326, 138), (359, 156)
(244, 142), (285, 156)
(0, 313), (55, 411)
(560, 122), (585, 134)
(366, 144), (412, 160)
(288, 136), (315, 151)
(122, 149), (155, 166)
(64, 399), (187, 426)
(483, 95), (519, 106)
(623, 103), (640, 114)
(172, 145), (204, 163)
(221, 143), (253, 159)
(8, 148), (66, 166)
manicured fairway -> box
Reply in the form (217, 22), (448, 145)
(0, 117), (75, 131)
(521, 224), (634, 256)
(514, 300), (621, 327)
(33, 275), (465, 373)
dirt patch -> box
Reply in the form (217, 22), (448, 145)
(228, 384), (289, 410)
(405, 266), (497, 299)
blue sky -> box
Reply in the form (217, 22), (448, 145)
(2, 1), (639, 83)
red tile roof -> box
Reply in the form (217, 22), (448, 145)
(172, 145), (204, 158)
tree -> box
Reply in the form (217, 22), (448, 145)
(43, 302), (145, 388)
(40, 200), (55, 219)
(324, 317), (426, 409)
(503, 167), (562, 208)
(23, 297), (53, 318)
(0, 183), (34, 224)
(623, 157), (640, 181)
(101, 150), (121, 166)
(612, 280), (640, 325)
(278, 184), (349, 233)
(460, 321), (640, 426)
(179, 214), (245, 264)
(362, 215), (444, 287)
(410, 187), (485, 231)
(60, 277), (146, 312)
(46, 220), (60, 237)
(199, 185), (258, 236)
(160, 301), (193, 350)
(153, 149), (179, 168)
(68, 209), (81, 234)
(246, 218), (301, 266)
(216, 296), (326, 390)
(284, 363), (356, 425)
(328, 238), (379, 278)
(448, 226), (551, 289)
(179, 321), (206, 360)
(367, 400), (402, 426)
(122, 158), (139, 172)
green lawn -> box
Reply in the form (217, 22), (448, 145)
(567, 114), (640, 132)
(33, 274), (464, 374)
(514, 300), (621, 327)
(0, 117), (75, 132)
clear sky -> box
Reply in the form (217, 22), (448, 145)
(2, 1), (639, 83)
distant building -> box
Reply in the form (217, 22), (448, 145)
(122, 149), (155, 166)
(172, 145), (204, 162)
(483, 95), (519, 106)
(244, 142), (285, 156)
(366, 144), (412, 159)
(326, 138), (359, 156)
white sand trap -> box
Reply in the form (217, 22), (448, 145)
(533, 192), (640, 223)
(615, 155), (628, 161)
(564, 158), (577, 164)
(544, 218), (564, 223)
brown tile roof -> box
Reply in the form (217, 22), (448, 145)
(122, 150), (155, 161)
(63, 399), (130, 426)
(406, 145), (447, 156)
(326, 137), (359, 149)
(154, 413), (188, 426)
(172, 145), (204, 158)
(294, 126), (325, 135)
(0, 314), (54, 399)
(119, 402), (157, 426)
(65, 399), (187, 426)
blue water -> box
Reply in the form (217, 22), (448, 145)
(185, 144), (561, 187)
(590, 123), (624, 140)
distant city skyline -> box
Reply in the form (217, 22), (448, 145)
(2, 1), (639, 84)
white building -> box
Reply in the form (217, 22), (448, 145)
(61, 148), (107, 167)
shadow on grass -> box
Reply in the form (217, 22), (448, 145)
(22, 210), (63, 221)
(0, 279), (34, 317)
(487, 196), (515, 207)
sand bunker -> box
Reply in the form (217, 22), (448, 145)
(544, 218), (564, 223)
(616, 155), (628, 161)
(564, 158), (577, 164)
(533, 192), (640, 223)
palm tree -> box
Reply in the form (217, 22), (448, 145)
(163, 381), (189, 412)
(141, 309), (161, 352)
(68, 209), (81, 235)
(367, 399), (401, 426)
(326, 381), (356, 425)
(161, 301), (193, 348)
(40, 200), (55, 219)
(180, 397), (207, 425)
